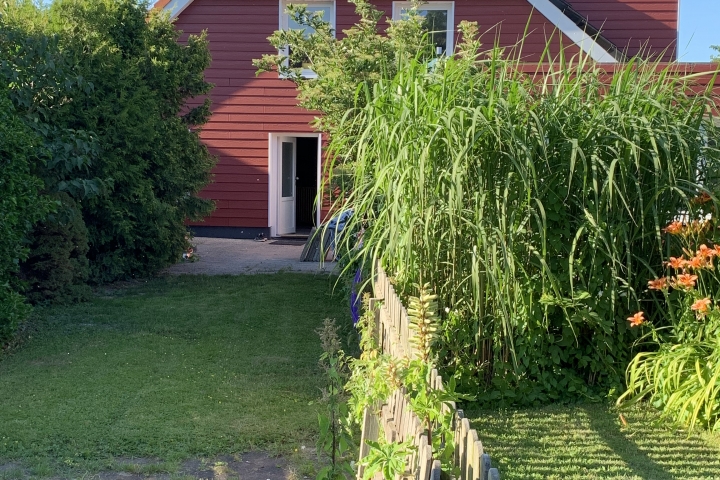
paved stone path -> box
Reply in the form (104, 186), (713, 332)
(165, 237), (337, 275)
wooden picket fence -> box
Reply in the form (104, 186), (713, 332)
(356, 261), (500, 480)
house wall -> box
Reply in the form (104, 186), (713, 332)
(567, 0), (678, 60)
(175, 0), (585, 236)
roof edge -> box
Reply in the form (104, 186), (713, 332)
(525, 0), (619, 63)
(153, 0), (193, 19)
(547, 0), (627, 62)
(156, 0), (620, 63)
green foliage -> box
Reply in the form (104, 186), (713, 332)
(1, 0), (216, 291)
(359, 438), (412, 480)
(621, 341), (720, 432)
(348, 293), (461, 473)
(316, 319), (355, 480)
(327, 34), (720, 405)
(43, 0), (216, 282)
(618, 225), (720, 431)
(346, 300), (399, 423)
(0, 91), (53, 344)
(254, 0), (435, 138)
(19, 193), (91, 305)
(712, 45), (719, 62)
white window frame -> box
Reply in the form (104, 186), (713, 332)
(279, 0), (336, 79)
(392, 1), (455, 54)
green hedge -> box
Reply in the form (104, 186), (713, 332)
(0, 92), (53, 343)
(0, 0), (216, 341)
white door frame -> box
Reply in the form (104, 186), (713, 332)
(268, 132), (322, 237)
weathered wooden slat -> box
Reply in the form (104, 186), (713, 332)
(488, 467), (500, 480)
(417, 435), (433, 480)
(468, 430), (480, 480)
(480, 453), (492, 480)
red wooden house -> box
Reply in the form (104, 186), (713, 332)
(152, 0), (684, 239)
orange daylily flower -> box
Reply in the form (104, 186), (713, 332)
(697, 244), (716, 259)
(687, 255), (707, 270)
(674, 274), (698, 289)
(713, 244), (720, 257)
(663, 221), (684, 235)
(627, 311), (645, 327)
(647, 277), (668, 290)
(667, 256), (687, 270)
(691, 297), (712, 315)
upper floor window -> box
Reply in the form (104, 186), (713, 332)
(392, 1), (455, 55)
(280, 0), (336, 78)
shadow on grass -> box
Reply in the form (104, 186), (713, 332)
(465, 403), (720, 480)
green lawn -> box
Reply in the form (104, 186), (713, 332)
(4, 274), (720, 479)
(0, 274), (347, 477)
(466, 403), (720, 479)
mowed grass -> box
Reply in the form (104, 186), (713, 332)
(466, 403), (720, 479)
(0, 274), (347, 475)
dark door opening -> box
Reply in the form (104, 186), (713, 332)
(295, 137), (318, 232)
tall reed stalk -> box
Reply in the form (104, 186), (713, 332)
(327, 30), (720, 403)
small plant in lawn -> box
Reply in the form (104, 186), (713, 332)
(618, 217), (720, 431)
(358, 438), (413, 480)
(316, 319), (355, 480)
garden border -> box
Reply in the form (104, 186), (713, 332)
(356, 261), (500, 480)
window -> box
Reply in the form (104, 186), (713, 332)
(279, 0), (336, 78)
(392, 1), (455, 55)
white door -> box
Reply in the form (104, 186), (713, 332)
(277, 137), (296, 235)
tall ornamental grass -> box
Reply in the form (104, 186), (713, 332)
(328, 30), (720, 404)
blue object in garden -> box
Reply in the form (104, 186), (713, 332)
(326, 209), (353, 256)
(350, 267), (362, 326)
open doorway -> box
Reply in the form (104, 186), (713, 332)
(295, 137), (318, 235)
(269, 133), (321, 238)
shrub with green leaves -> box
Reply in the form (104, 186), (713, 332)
(44, 0), (216, 282)
(20, 193), (91, 305)
(326, 36), (720, 403)
(1, 0), (216, 286)
(0, 91), (53, 344)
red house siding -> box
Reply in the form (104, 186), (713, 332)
(173, 0), (587, 234)
(167, 1), (720, 237)
(174, 0), (315, 232)
(567, 0), (678, 60)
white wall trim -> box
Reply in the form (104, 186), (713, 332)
(161, 0), (193, 19)
(268, 132), (323, 237)
(525, 0), (618, 63)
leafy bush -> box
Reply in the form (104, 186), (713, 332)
(326, 36), (719, 403)
(0, 91), (53, 344)
(1, 0), (216, 287)
(20, 194), (91, 305)
(44, 0), (216, 282)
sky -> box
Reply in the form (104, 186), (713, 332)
(678, 0), (719, 62)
